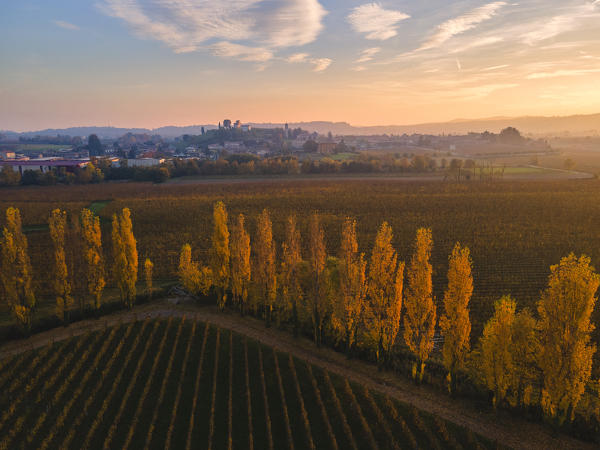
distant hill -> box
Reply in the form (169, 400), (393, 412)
(3, 113), (599, 138)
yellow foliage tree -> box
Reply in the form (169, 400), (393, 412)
(309, 213), (328, 346)
(510, 308), (537, 408)
(144, 258), (153, 299)
(230, 214), (251, 316)
(281, 215), (302, 335)
(537, 254), (599, 424)
(479, 296), (516, 408)
(178, 244), (212, 295)
(80, 208), (105, 311)
(112, 208), (138, 309)
(255, 209), (277, 327)
(49, 209), (72, 323)
(0, 207), (35, 331)
(333, 218), (367, 355)
(439, 243), (473, 392)
(210, 201), (230, 310)
(403, 227), (436, 382)
(365, 222), (404, 367)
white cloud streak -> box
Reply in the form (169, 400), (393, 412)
(348, 3), (410, 40)
(54, 20), (80, 31)
(99, 0), (327, 61)
(418, 2), (507, 51)
(526, 68), (600, 79)
(287, 53), (332, 71)
(356, 47), (381, 63)
(211, 42), (273, 62)
(521, 1), (600, 45)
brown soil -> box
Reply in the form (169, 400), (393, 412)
(0, 300), (594, 450)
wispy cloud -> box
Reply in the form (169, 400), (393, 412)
(287, 53), (332, 71)
(521, 1), (600, 45)
(286, 53), (310, 63)
(526, 68), (600, 79)
(211, 42), (273, 62)
(356, 47), (381, 63)
(311, 58), (332, 72)
(418, 2), (507, 51)
(482, 64), (509, 71)
(347, 3), (409, 40)
(54, 20), (79, 31)
(99, 0), (327, 62)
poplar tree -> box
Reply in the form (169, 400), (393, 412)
(144, 258), (153, 299)
(49, 209), (72, 323)
(439, 243), (473, 392)
(537, 254), (599, 424)
(112, 208), (138, 309)
(80, 208), (105, 312)
(403, 227), (436, 382)
(210, 201), (230, 310)
(333, 218), (367, 355)
(178, 244), (212, 295)
(0, 207), (35, 331)
(365, 221), (403, 367)
(309, 213), (327, 346)
(281, 215), (302, 335)
(255, 209), (276, 327)
(479, 296), (516, 408)
(230, 214), (251, 316)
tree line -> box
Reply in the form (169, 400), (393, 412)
(1, 203), (598, 429)
(180, 201), (599, 427)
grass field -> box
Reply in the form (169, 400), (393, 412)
(0, 316), (494, 449)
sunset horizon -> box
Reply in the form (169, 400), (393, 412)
(3, 1), (600, 131)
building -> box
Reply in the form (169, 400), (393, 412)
(0, 151), (16, 160)
(125, 158), (165, 168)
(223, 119), (232, 129)
(317, 141), (337, 154)
(224, 141), (246, 152)
(241, 124), (252, 132)
(0, 159), (90, 175)
(234, 120), (242, 129)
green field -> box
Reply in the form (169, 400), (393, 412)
(0, 317), (494, 449)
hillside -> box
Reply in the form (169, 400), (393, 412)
(3, 113), (599, 139)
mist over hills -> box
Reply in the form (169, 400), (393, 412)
(3, 113), (599, 139)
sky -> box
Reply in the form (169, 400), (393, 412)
(1, 0), (600, 131)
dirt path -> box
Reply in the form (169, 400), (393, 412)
(0, 301), (594, 450)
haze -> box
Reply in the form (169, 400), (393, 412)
(1, 0), (600, 132)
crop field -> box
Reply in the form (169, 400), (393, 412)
(0, 317), (493, 449)
(4, 178), (600, 343)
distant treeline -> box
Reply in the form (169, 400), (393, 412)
(0, 153), (447, 187)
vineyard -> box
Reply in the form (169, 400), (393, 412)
(4, 178), (600, 343)
(0, 316), (494, 449)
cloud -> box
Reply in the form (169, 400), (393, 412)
(418, 2), (507, 51)
(521, 1), (600, 45)
(54, 20), (80, 31)
(212, 42), (273, 62)
(286, 53), (309, 63)
(348, 3), (410, 40)
(526, 68), (600, 79)
(450, 36), (504, 53)
(99, 0), (327, 60)
(356, 47), (381, 63)
(287, 53), (332, 71)
(482, 64), (509, 71)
